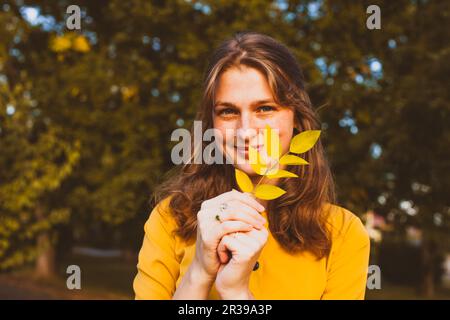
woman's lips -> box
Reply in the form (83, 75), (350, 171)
(235, 145), (262, 159)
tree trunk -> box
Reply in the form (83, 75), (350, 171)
(420, 238), (435, 298)
(35, 232), (56, 278)
(35, 206), (56, 279)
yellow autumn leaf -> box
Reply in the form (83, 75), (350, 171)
(279, 154), (309, 165)
(235, 169), (254, 193)
(249, 145), (266, 174)
(254, 184), (286, 200)
(264, 124), (280, 159)
(70, 87), (80, 96)
(289, 130), (321, 154)
(249, 146), (279, 175)
(50, 35), (72, 53)
(250, 161), (266, 175)
(121, 86), (138, 101)
(249, 145), (263, 165)
(267, 170), (298, 179)
(72, 35), (90, 53)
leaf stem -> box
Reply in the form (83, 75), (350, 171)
(253, 151), (289, 190)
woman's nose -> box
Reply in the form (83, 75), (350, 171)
(236, 113), (257, 142)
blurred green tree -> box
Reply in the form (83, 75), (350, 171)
(0, 35), (80, 275)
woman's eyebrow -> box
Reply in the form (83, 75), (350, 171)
(214, 99), (276, 108)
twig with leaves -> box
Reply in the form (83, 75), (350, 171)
(235, 125), (321, 200)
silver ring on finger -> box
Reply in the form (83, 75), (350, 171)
(215, 203), (227, 223)
(220, 202), (228, 212)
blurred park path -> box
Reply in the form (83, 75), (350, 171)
(0, 272), (132, 300)
(0, 276), (54, 299)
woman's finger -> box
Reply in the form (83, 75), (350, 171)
(217, 232), (259, 262)
(230, 231), (261, 252)
(217, 239), (231, 264)
(244, 227), (269, 246)
(212, 221), (253, 240)
(217, 234), (244, 262)
(222, 190), (265, 212)
(219, 202), (266, 229)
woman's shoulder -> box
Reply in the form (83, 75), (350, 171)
(145, 196), (178, 234)
(323, 203), (370, 244)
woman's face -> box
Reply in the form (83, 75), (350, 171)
(213, 66), (295, 176)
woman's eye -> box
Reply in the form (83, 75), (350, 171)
(257, 105), (276, 113)
(217, 108), (238, 116)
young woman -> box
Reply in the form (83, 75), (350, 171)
(133, 32), (370, 300)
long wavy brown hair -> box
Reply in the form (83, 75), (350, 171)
(156, 31), (336, 259)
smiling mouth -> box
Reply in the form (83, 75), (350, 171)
(234, 145), (263, 159)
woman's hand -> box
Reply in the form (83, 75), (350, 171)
(192, 190), (266, 282)
(215, 226), (269, 299)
